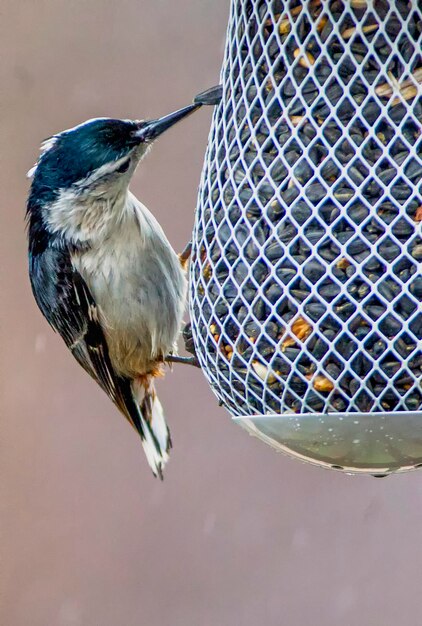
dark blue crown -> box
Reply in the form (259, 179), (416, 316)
(28, 118), (138, 207)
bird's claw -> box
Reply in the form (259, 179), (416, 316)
(178, 241), (192, 269)
(163, 354), (200, 368)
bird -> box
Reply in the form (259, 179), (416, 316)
(26, 87), (222, 478)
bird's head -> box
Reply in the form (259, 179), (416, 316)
(28, 103), (201, 204)
(26, 103), (201, 245)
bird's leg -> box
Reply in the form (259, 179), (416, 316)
(163, 354), (200, 368)
(178, 241), (192, 270)
(161, 321), (200, 367)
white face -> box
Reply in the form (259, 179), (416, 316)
(72, 142), (150, 199)
(41, 140), (152, 244)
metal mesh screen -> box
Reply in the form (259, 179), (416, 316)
(190, 0), (422, 420)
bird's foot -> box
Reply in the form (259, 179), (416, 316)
(163, 354), (200, 368)
(182, 321), (196, 357)
(178, 241), (192, 270)
(160, 322), (200, 367)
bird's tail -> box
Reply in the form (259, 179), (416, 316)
(131, 376), (171, 479)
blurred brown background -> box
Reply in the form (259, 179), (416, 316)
(1, 2), (422, 625)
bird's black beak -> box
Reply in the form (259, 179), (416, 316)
(135, 85), (222, 142)
(136, 103), (201, 141)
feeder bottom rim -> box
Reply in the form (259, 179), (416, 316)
(232, 410), (422, 421)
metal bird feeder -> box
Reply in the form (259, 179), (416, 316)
(190, 0), (422, 475)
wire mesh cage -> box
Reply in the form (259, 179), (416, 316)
(189, 0), (422, 473)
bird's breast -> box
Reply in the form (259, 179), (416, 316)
(74, 199), (186, 377)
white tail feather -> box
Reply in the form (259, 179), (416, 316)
(150, 395), (170, 453)
(140, 415), (169, 478)
(132, 378), (170, 478)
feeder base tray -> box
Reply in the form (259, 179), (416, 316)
(234, 412), (422, 476)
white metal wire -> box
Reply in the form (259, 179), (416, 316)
(190, 0), (422, 422)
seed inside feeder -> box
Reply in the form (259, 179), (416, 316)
(308, 374), (335, 393)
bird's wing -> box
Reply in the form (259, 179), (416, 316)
(29, 243), (143, 432)
(29, 242), (169, 477)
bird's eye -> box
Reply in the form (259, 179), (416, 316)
(116, 158), (130, 173)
